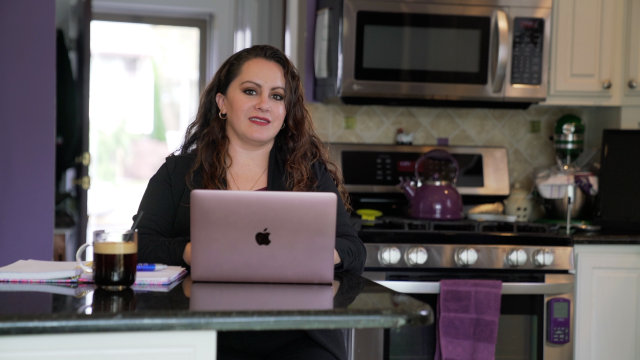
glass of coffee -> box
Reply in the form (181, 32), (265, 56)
(76, 230), (137, 290)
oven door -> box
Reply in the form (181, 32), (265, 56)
(339, 0), (550, 103)
(350, 273), (573, 360)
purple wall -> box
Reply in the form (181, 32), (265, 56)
(0, 1), (56, 266)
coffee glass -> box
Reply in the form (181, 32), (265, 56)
(76, 230), (138, 290)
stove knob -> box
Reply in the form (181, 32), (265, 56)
(455, 248), (478, 267)
(406, 247), (428, 266)
(533, 249), (554, 267)
(506, 249), (528, 267)
(379, 246), (402, 265)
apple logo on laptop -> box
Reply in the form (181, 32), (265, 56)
(255, 228), (271, 246)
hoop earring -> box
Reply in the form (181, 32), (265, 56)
(281, 122), (286, 130)
(219, 111), (227, 120)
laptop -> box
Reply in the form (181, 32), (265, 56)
(190, 190), (337, 284)
(189, 282), (334, 311)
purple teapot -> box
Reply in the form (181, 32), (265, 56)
(398, 149), (464, 220)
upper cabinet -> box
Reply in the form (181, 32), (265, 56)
(624, 0), (640, 101)
(544, 0), (640, 106)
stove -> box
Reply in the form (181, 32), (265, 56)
(353, 217), (573, 271)
(330, 143), (575, 360)
(325, 142), (575, 273)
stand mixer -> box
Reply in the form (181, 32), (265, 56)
(537, 115), (599, 233)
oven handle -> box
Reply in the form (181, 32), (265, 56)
(491, 9), (509, 93)
(375, 281), (573, 295)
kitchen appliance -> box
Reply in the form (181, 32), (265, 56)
(328, 143), (574, 360)
(399, 149), (464, 220)
(595, 130), (640, 231)
(314, 0), (552, 108)
(554, 115), (585, 165)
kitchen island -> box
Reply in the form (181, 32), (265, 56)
(0, 272), (432, 359)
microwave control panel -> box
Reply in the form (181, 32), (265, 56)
(511, 17), (545, 86)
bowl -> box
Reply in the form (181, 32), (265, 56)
(539, 188), (594, 220)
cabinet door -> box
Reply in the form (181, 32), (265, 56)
(549, 0), (622, 98)
(624, 0), (640, 99)
(574, 250), (640, 360)
(0, 331), (218, 359)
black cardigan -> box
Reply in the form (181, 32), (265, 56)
(134, 145), (366, 360)
(135, 144), (366, 274)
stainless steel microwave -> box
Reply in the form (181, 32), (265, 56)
(313, 0), (552, 107)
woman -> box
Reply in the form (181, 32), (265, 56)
(134, 45), (366, 360)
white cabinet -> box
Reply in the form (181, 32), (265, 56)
(546, 0), (625, 105)
(545, 0), (640, 106)
(0, 331), (218, 360)
(623, 0), (640, 102)
(574, 245), (640, 360)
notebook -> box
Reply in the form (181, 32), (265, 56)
(0, 260), (187, 286)
(190, 190), (337, 284)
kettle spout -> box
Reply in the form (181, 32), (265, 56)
(398, 177), (416, 200)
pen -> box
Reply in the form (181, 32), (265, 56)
(136, 263), (167, 271)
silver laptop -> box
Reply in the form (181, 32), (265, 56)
(190, 190), (337, 284)
(189, 282), (334, 311)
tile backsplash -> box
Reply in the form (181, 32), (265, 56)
(308, 103), (599, 191)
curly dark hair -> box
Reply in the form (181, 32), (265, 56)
(177, 44), (350, 210)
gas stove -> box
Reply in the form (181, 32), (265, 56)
(328, 143), (575, 273)
(352, 217), (573, 271)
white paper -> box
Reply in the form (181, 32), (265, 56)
(80, 265), (186, 285)
(0, 260), (82, 280)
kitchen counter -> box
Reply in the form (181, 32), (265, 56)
(572, 233), (640, 244)
(0, 272), (433, 336)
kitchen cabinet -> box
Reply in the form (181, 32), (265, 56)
(573, 245), (640, 360)
(623, 0), (640, 102)
(544, 0), (640, 106)
(0, 331), (218, 360)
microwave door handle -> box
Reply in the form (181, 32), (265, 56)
(375, 281), (573, 296)
(491, 10), (509, 93)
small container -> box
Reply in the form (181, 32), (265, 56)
(504, 184), (535, 222)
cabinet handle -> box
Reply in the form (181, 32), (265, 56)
(630, 79), (638, 89)
(602, 80), (612, 90)
(73, 176), (91, 190)
(75, 152), (91, 166)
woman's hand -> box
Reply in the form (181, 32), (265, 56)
(332, 279), (341, 297)
(182, 275), (193, 298)
(334, 249), (341, 265)
(183, 243), (192, 265)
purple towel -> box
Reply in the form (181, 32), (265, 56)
(435, 279), (502, 360)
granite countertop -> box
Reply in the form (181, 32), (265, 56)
(572, 232), (640, 244)
(0, 272), (433, 336)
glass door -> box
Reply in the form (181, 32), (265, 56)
(385, 293), (544, 360)
(87, 14), (206, 245)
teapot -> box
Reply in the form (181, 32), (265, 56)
(398, 149), (464, 220)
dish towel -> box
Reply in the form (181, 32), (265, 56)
(435, 279), (503, 360)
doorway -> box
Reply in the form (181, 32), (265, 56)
(88, 14), (206, 243)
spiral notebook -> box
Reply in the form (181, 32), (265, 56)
(0, 260), (186, 285)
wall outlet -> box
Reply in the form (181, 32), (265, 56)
(344, 116), (357, 129)
(529, 120), (541, 133)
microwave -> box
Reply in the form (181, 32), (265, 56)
(313, 0), (552, 108)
